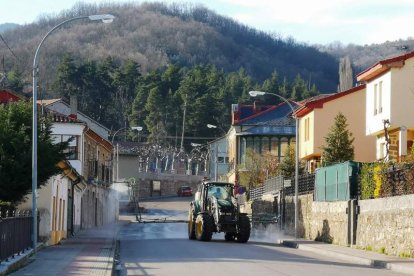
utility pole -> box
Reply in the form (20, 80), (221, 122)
(180, 95), (187, 152)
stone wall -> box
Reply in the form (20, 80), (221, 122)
(309, 200), (349, 245)
(273, 192), (414, 256)
(136, 172), (204, 199)
(356, 194), (414, 257)
(284, 194), (313, 239)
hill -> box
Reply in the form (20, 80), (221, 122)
(0, 2), (339, 93)
(318, 39), (414, 75)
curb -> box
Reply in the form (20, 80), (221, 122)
(281, 240), (414, 275)
(0, 250), (33, 276)
(111, 220), (131, 275)
(0, 243), (44, 276)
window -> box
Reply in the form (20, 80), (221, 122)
(280, 137), (289, 161)
(246, 137), (254, 151)
(254, 137), (260, 153)
(52, 135), (79, 160)
(261, 137), (270, 153)
(378, 81), (383, 113)
(270, 137), (279, 156)
(240, 137), (246, 165)
(304, 118), (310, 141)
(373, 82), (383, 115)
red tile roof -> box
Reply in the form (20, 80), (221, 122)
(356, 51), (414, 82)
(0, 89), (24, 103)
(293, 85), (366, 118)
(85, 128), (113, 152)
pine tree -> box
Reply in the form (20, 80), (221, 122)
(280, 145), (296, 177)
(0, 101), (68, 204)
(5, 69), (25, 92)
(144, 87), (166, 144)
(321, 112), (355, 165)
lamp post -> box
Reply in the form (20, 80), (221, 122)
(132, 126), (144, 142)
(32, 14), (114, 253)
(111, 126), (142, 182)
(249, 90), (300, 239)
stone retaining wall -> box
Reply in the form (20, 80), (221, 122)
(284, 194), (313, 239)
(261, 192), (414, 257)
(309, 200), (349, 245)
(356, 194), (414, 257)
(136, 172), (203, 198)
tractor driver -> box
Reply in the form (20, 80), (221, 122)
(213, 187), (222, 199)
(213, 187), (229, 200)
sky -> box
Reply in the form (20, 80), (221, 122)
(1, 0), (414, 45)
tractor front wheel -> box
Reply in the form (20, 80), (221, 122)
(195, 214), (213, 241)
(188, 208), (196, 240)
(236, 215), (251, 243)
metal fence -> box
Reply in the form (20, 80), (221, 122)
(0, 211), (33, 263)
(284, 173), (316, 196)
(249, 185), (265, 200)
(249, 173), (315, 200)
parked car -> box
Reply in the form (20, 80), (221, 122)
(177, 186), (192, 197)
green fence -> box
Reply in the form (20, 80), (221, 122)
(315, 161), (360, 201)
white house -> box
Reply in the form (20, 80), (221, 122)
(357, 51), (414, 161)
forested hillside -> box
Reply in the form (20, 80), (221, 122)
(0, 2), (340, 147)
(319, 39), (414, 74)
(0, 2), (338, 92)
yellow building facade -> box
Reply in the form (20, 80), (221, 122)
(294, 85), (376, 172)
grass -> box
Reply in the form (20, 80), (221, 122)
(399, 252), (412, 258)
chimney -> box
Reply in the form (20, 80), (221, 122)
(69, 95), (78, 120)
(231, 104), (239, 125)
(253, 100), (261, 112)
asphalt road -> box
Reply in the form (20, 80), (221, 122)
(117, 197), (403, 276)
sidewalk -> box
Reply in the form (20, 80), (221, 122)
(2, 222), (413, 275)
(0, 221), (123, 276)
(280, 237), (414, 275)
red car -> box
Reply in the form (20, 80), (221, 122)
(177, 186), (192, 197)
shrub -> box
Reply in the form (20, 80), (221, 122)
(373, 163), (384, 198)
(360, 163), (375, 199)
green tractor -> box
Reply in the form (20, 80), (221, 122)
(188, 180), (251, 243)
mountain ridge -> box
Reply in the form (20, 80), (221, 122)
(0, 2), (338, 93)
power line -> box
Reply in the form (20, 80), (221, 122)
(0, 33), (17, 59)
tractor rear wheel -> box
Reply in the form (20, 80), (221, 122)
(188, 208), (196, 240)
(195, 214), (213, 241)
(236, 215), (251, 243)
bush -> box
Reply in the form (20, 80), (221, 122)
(360, 163), (376, 199)
(360, 161), (414, 199)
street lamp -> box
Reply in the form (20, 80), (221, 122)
(249, 90), (300, 239)
(32, 14), (115, 253)
(131, 126), (143, 142)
